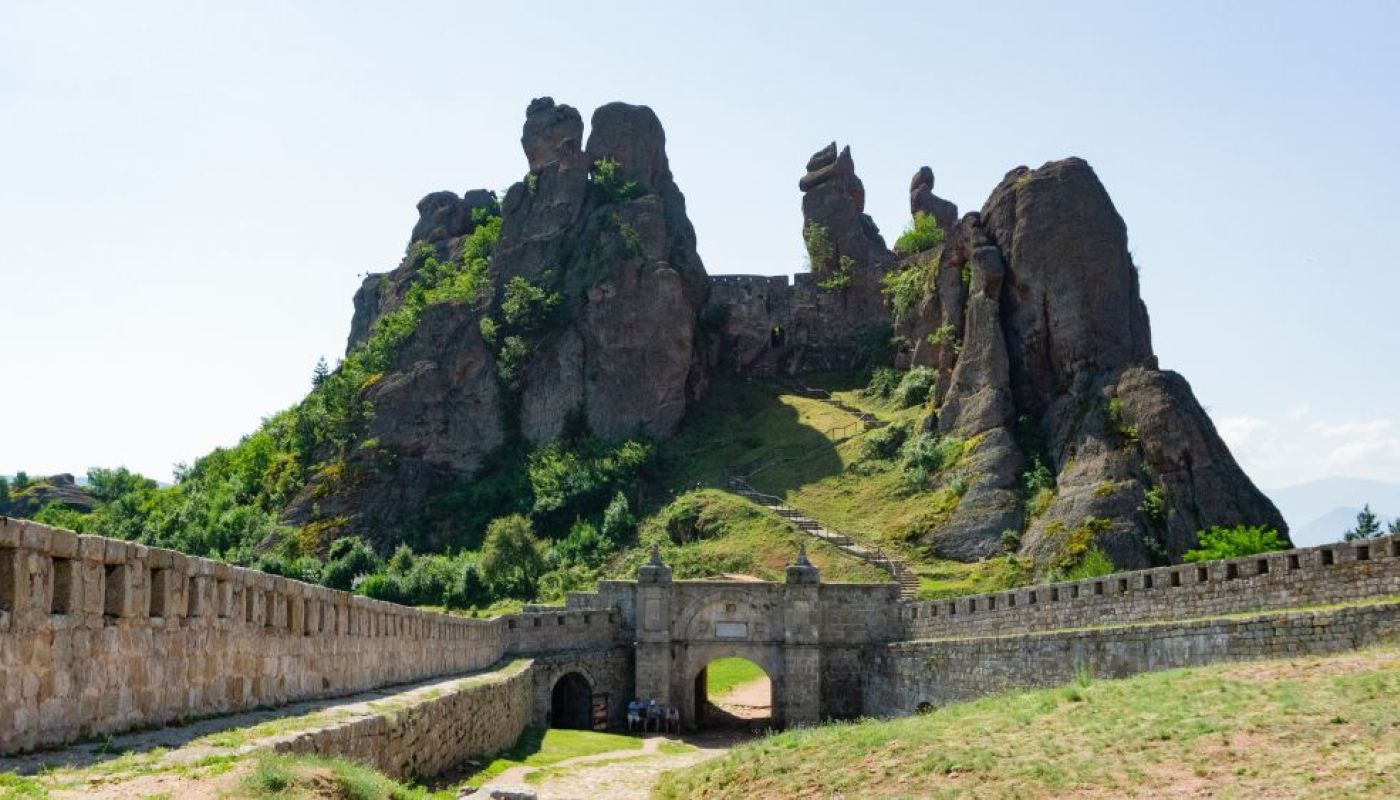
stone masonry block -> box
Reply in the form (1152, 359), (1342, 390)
(49, 529), (79, 560)
(78, 536), (105, 562)
(19, 523), (52, 552)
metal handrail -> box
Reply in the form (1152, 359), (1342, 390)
(726, 476), (915, 589)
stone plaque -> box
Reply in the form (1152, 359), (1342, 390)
(715, 622), (748, 638)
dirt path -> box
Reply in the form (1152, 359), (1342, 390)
(711, 675), (772, 718)
(478, 732), (740, 800)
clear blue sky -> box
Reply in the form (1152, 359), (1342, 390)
(2, 0), (1398, 491)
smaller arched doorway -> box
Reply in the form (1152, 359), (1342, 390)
(693, 657), (772, 731)
(550, 672), (593, 730)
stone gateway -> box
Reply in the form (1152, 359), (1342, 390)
(3, 516), (1399, 766)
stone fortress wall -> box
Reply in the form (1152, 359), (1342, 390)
(0, 517), (625, 755)
(4, 509), (1399, 761)
(866, 532), (1400, 715)
(268, 660), (535, 781)
(899, 534), (1400, 639)
(705, 272), (871, 374)
(866, 601), (1400, 716)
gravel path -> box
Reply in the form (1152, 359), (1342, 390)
(479, 732), (739, 800)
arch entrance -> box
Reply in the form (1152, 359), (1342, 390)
(693, 656), (772, 730)
(549, 672), (593, 730)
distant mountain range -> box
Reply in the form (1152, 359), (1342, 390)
(1265, 477), (1400, 547)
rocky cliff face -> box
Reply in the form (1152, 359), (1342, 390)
(897, 158), (1286, 568)
(291, 98), (708, 548)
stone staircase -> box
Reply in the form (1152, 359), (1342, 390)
(780, 380), (888, 432)
(726, 478), (920, 598)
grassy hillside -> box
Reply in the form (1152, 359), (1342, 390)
(649, 375), (1018, 599)
(657, 647), (1400, 799)
(614, 489), (888, 584)
(12, 372), (1000, 613)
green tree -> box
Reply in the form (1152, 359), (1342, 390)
(1390, 518), (1400, 535)
(1344, 504), (1384, 541)
(311, 356), (330, 388)
(600, 490), (636, 546)
(479, 514), (547, 599)
(321, 537), (381, 591)
(1182, 525), (1287, 562)
(555, 518), (607, 567)
(12, 471), (29, 492)
(85, 466), (156, 504)
(445, 561), (486, 610)
(803, 222), (834, 272)
(0, 476), (9, 509)
(893, 212), (946, 255)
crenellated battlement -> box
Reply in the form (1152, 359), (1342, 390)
(4, 513), (1399, 755)
(900, 533), (1400, 640)
(0, 517), (623, 755)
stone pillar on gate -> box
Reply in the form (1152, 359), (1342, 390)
(782, 544), (821, 726)
(633, 545), (673, 706)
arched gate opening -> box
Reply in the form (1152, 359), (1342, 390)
(693, 656), (772, 731)
(550, 672), (593, 730)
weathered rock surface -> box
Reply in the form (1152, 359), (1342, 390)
(348, 189), (499, 351)
(295, 98), (708, 549)
(0, 474), (98, 519)
(897, 158), (1286, 567)
(910, 166), (959, 230)
(799, 142), (892, 323)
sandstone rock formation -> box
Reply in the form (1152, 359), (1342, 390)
(895, 158), (1286, 567)
(909, 166), (958, 230)
(798, 143), (894, 330)
(292, 98), (708, 548)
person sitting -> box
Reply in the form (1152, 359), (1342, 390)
(666, 705), (680, 733)
(627, 699), (642, 732)
(647, 699), (660, 732)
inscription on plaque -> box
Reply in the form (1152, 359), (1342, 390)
(715, 622), (748, 638)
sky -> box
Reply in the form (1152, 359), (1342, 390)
(2, 0), (1398, 495)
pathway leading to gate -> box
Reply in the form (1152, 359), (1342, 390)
(476, 733), (737, 800)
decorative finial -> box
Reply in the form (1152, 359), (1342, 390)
(648, 543), (663, 566)
(795, 542), (812, 567)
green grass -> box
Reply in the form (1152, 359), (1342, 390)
(914, 555), (1030, 601)
(464, 727), (644, 788)
(706, 657), (766, 696)
(658, 740), (699, 755)
(239, 753), (455, 799)
(648, 375), (965, 567)
(0, 773), (49, 799)
(617, 490), (888, 583)
(657, 647), (1400, 799)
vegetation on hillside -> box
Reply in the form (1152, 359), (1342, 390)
(1183, 524), (1288, 562)
(14, 364), (1305, 615)
(657, 647), (1400, 799)
(892, 211), (946, 256)
(612, 490), (887, 584)
(21, 206), (504, 564)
